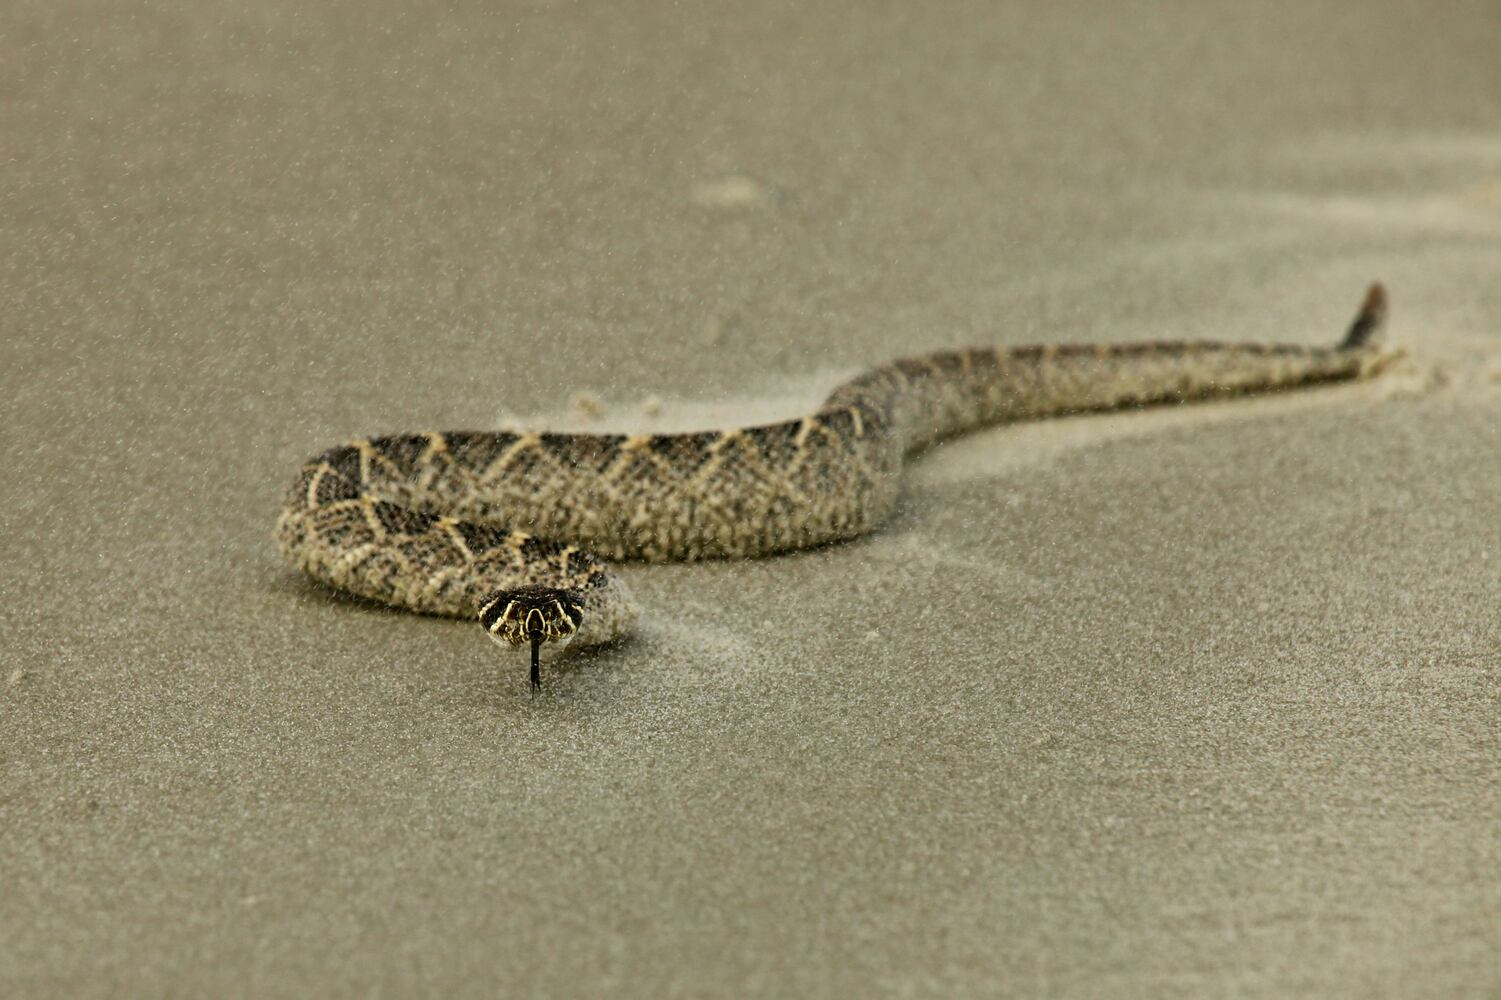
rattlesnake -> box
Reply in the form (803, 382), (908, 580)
(276, 284), (1392, 688)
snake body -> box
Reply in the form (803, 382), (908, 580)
(276, 285), (1392, 686)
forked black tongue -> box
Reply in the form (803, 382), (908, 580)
(530, 633), (544, 692)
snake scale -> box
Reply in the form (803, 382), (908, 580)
(276, 284), (1392, 688)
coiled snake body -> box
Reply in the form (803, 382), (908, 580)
(276, 285), (1392, 688)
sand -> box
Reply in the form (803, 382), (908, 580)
(3, 1), (1499, 996)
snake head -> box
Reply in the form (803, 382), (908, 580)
(477, 587), (585, 691)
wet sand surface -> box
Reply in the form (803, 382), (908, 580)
(4, 2), (1499, 996)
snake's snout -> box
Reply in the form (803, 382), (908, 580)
(478, 586), (585, 690)
(478, 586), (585, 645)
